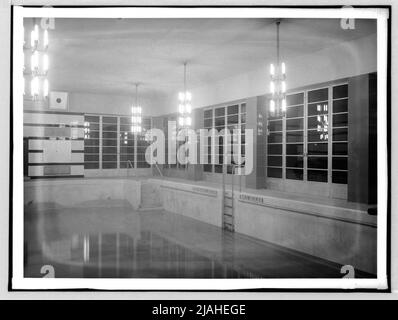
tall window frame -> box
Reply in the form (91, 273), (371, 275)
(202, 102), (246, 175)
(84, 114), (152, 170)
(266, 83), (349, 196)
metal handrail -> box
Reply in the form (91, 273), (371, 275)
(154, 162), (164, 177)
(127, 160), (134, 168)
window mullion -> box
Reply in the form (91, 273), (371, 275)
(99, 115), (103, 170)
(328, 86), (333, 189)
(282, 111), (286, 180)
(117, 116), (120, 169)
(304, 90), (308, 182)
(134, 128), (137, 169)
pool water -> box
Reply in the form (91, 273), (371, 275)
(24, 199), (368, 278)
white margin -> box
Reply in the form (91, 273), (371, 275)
(12, 6), (390, 291)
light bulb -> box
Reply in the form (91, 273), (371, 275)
(178, 92), (185, 102)
(186, 103), (192, 114)
(31, 51), (39, 72)
(43, 29), (49, 49)
(281, 81), (286, 93)
(270, 81), (275, 94)
(281, 99), (287, 113)
(185, 91), (192, 101)
(269, 100), (275, 113)
(137, 106), (142, 114)
(179, 104), (184, 114)
(30, 25), (39, 49)
(317, 115), (321, 122)
(34, 25), (39, 41)
(270, 64), (275, 76)
(30, 30), (36, 48)
(31, 77), (39, 97)
(281, 62), (286, 75)
(178, 117), (184, 127)
(317, 104), (321, 112)
(185, 116), (192, 127)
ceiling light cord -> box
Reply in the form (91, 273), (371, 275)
(276, 21), (280, 66)
(135, 83), (139, 107)
(184, 62), (187, 94)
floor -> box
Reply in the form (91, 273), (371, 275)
(24, 199), (371, 279)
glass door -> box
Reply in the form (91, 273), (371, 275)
(285, 92), (305, 181)
(306, 87), (329, 183)
(266, 83), (348, 199)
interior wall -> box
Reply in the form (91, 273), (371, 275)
(23, 91), (165, 117)
(190, 33), (377, 110)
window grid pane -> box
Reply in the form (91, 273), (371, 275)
(203, 103), (246, 174)
(84, 115), (99, 169)
(306, 88), (329, 182)
(332, 84), (348, 184)
(285, 93), (304, 180)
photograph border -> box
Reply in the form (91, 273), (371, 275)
(9, 4), (391, 292)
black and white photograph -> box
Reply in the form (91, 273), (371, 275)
(9, 5), (389, 291)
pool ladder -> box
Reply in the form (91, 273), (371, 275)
(221, 165), (243, 232)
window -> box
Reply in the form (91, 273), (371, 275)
(202, 102), (246, 174)
(332, 84), (348, 184)
(267, 100), (283, 178)
(84, 114), (152, 170)
(266, 83), (348, 185)
(286, 92), (304, 181)
(119, 117), (134, 168)
(102, 116), (117, 169)
(137, 118), (152, 168)
(203, 108), (213, 172)
(84, 115), (100, 169)
(167, 115), (178, 169)
(307, 88), (328, 182)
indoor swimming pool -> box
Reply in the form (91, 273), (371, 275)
(24, 198), (373, 279)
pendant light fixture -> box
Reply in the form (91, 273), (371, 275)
(131, 83), (142, 134)
(23, 19), (50, 101)
(178, 62), (192, 128)
(269, 20), (286, 117)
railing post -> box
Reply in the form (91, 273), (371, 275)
(222, 164), (225, 229)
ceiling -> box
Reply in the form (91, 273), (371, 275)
(25, 17), (376, 103)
